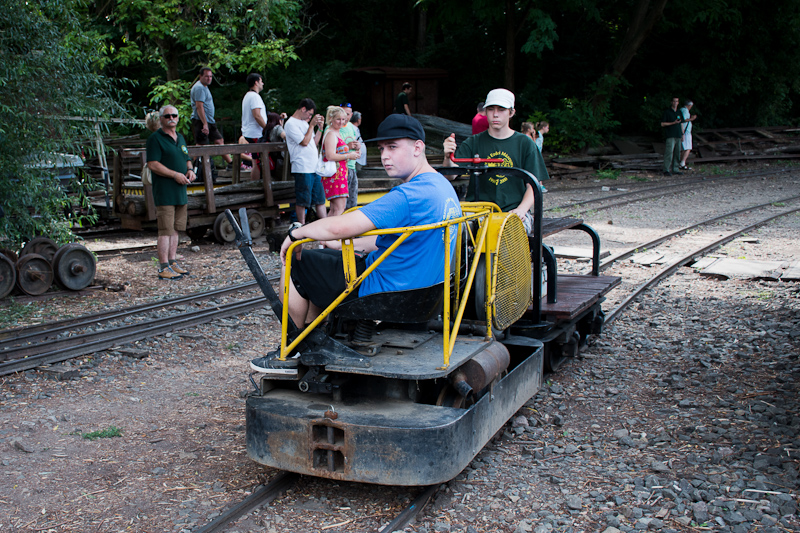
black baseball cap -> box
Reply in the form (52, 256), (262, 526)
(365, 114), (425, 143)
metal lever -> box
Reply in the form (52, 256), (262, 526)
(224, 209), (298, 333)
(238, 207), (252, 243)
(450, 153), (504, 165)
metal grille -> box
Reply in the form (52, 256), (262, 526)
(492, 214), (532, 330)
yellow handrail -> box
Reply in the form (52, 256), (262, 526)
(279, 203), (501, 366)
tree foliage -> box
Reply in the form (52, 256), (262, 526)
(0, 0), (128, 248)
(106, 0), (302, 88)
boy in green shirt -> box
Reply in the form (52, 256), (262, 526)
(443, 88), (549, 233)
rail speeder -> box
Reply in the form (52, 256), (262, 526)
(228, 163), (620, 486)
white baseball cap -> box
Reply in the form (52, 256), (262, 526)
(484, 88), (515, 109)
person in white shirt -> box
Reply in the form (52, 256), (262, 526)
(679, 101), (696, 170)
(535, 121), (549, 152)
(284, 98), (327, 224)
(241, 73), (268, 180)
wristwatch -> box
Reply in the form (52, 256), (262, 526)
(288, 227), (300, 242)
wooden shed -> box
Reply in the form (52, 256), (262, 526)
(345, 67), (449, 136)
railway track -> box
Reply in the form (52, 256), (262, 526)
(192, 472), (436, 533)
(547, 167), (790, 215)
(0, 279), (274, 376)
(598, 202), (800, 325)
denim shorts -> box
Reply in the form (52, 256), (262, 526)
(293, 172), (326, 207)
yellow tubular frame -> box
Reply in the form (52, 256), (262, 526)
(279, 202), (502, 368)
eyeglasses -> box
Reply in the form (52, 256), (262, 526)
(341, 103), (352, 108)
(162, 114), (179, 119)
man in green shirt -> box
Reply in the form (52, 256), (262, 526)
(394, 83), (412, 115)
(146, 105), (196, 280)
(442, 88), (549, 233)
(660, 97), (695, 175)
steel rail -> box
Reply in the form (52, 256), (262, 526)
(379, 484), (438, 533)
(193, 472), (298, 533)
(547, 168), (790, 213)
(543, 167), (789, 195)
(548, 168), (792, 193)
(603, 205), (800, 326)
(598, 194), (800, 271)
(0, 291), (271, 361)
(0, 280), (274, 345)
(0, 295), (269, 375)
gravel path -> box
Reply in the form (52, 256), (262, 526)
(0, 162), (798, 532)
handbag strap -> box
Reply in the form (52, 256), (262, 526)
(320, 129), (330, 159)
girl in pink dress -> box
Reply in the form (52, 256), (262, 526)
(320, 106), (360, 216)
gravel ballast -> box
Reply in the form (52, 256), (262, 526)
(1, 163), (798, 532)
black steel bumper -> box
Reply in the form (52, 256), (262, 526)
(246, 343), (543, 486)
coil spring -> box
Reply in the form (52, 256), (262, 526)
(352, 320), (376, 345)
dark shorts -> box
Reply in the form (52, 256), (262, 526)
(291, 248), (367, 311)
(191, 119), (223, 144)
(293, 172), (326, 207)
(244, 137), (261, 162)
(156, 204), (187, 236)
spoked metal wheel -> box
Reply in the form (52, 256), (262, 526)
(16, 254), (54, 295)
(21, 237), (58, 262)
(246, 209), (265, 239)
(1, 248), (19, 263)
(0, 254), (16, 299)
(213, 212), (237, 243)
(52, 243), (96, 291)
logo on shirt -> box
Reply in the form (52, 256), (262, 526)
(486, 150), (513, 185)
(442, 197), (461, 222)
(181, 145), (189, 155)
(441, 197), (462, 247)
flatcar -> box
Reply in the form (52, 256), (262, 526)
(111, 142), (291, 243)
(110, 142), (399, 245)
(228, 163), (620, 486)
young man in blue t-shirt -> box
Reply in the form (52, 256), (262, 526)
(260, 115), (461, 360)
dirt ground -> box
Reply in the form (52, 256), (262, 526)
(1, 162), (798, 532)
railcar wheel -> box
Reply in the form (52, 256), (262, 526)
(16, 254), (54, 295)
(435, 384), (465, 409)
(544, 331), (580, 373)
(21, 237), (58, 262)
(1, 248), (18, 263)
(213, 212), (237, 243)
(246, 209), (265, 239)
(0, 254), (16, 299)
(52, 243), (96, 291)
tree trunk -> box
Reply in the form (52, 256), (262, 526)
(504, 0), (516, 91)
(610, 0), (669, 78)
(592, 0), (669, 108)
(416, 7), (428, 57)
(156, 38), (181, 82)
